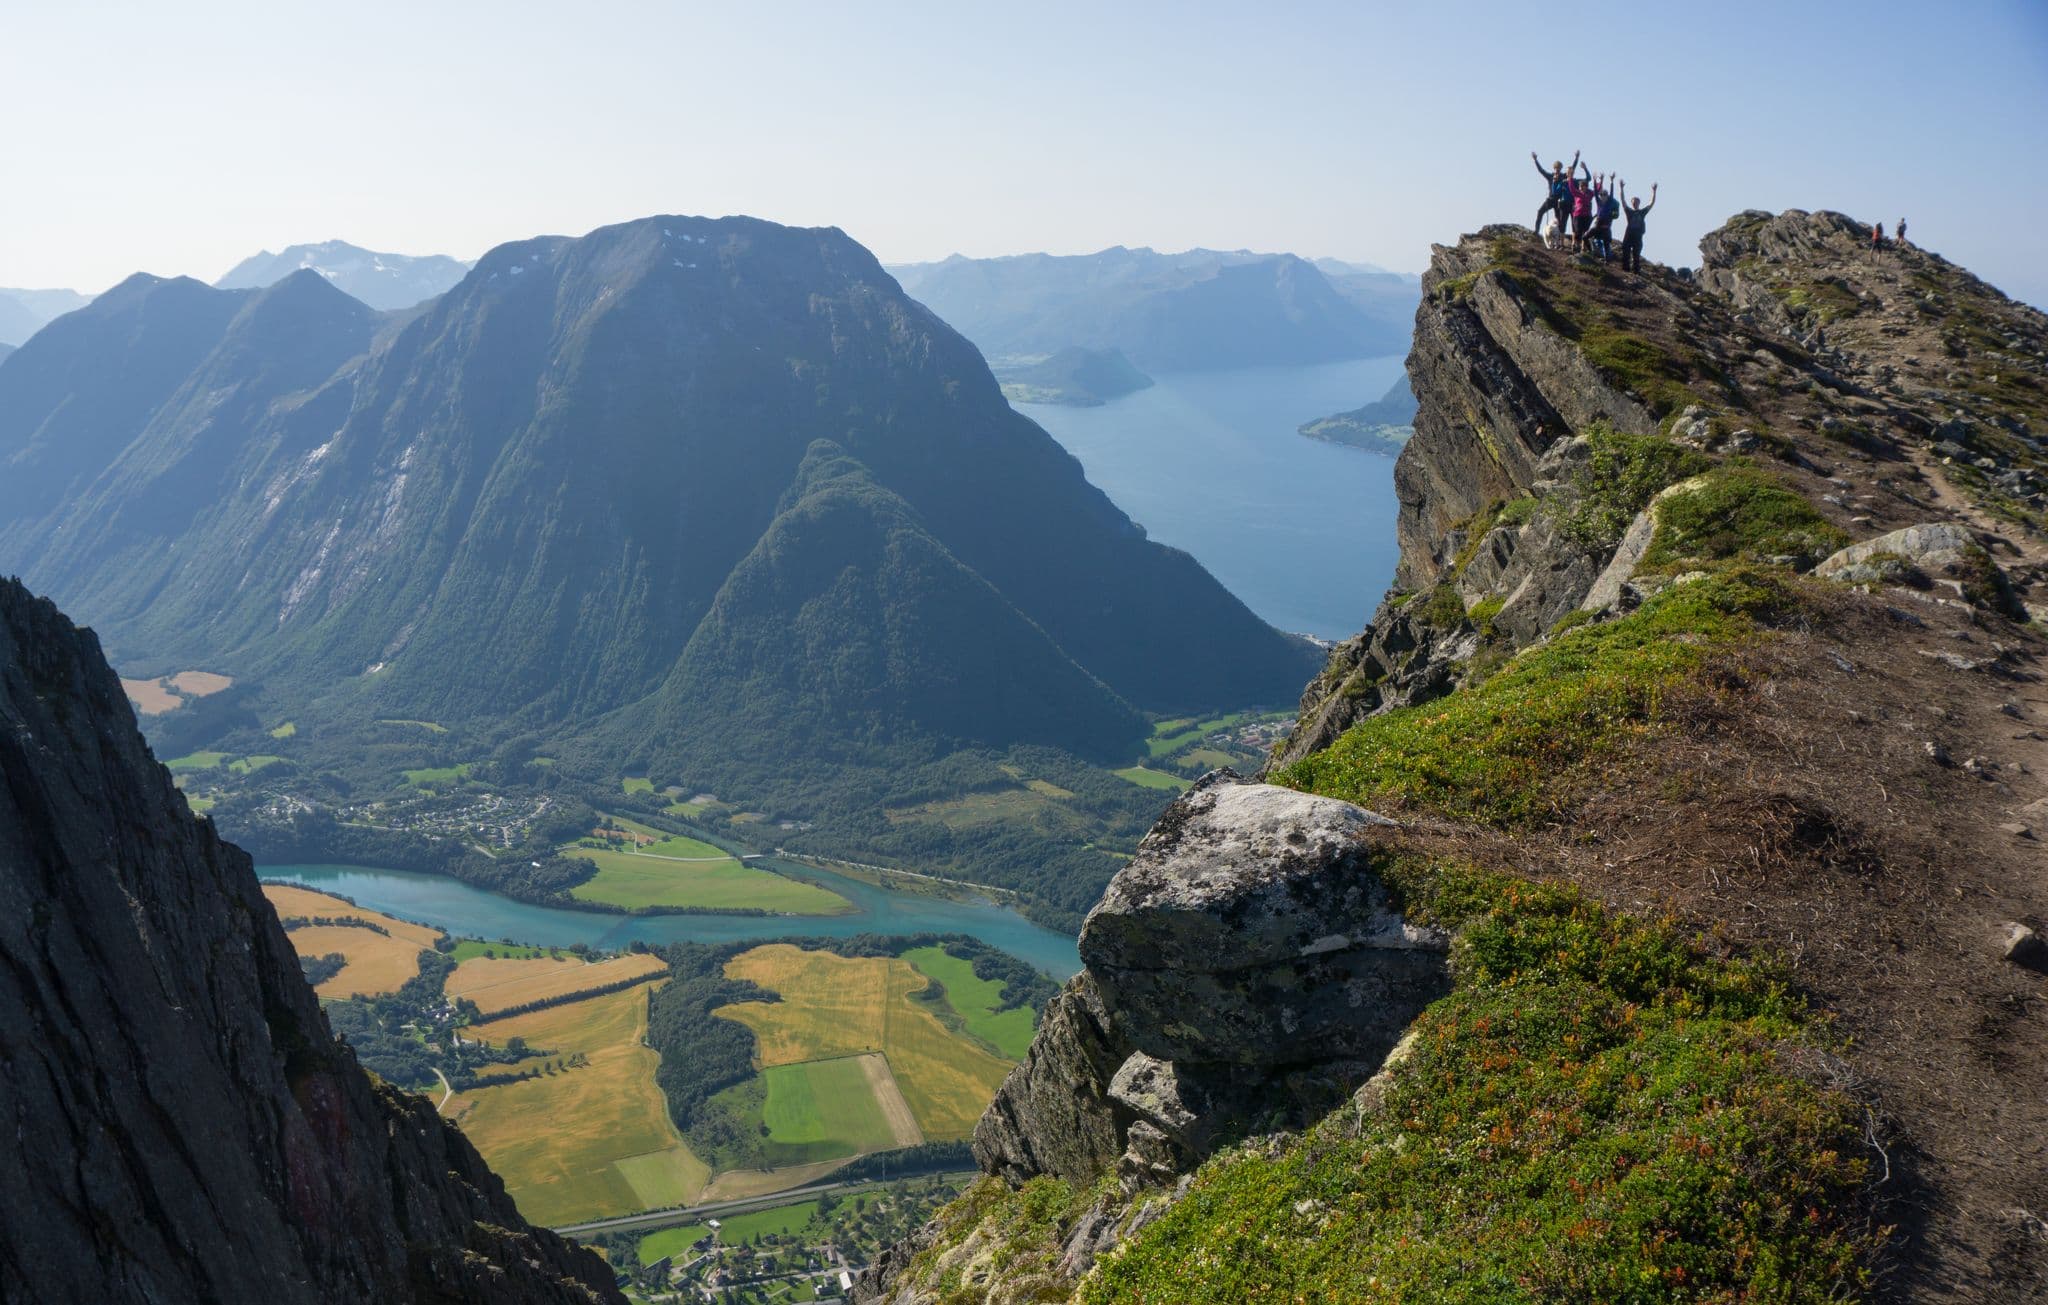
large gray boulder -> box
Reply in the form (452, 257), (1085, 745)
(971, 772), (1448, 1190)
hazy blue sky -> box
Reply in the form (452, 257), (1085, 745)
(4, 1), (2045, 305)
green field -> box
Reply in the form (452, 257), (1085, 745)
(565, 846), (850, 914)
(622, 776), (654, 794)
(185, 794), (217, 814)
(758, 1058), (900, 1165)
(268, 721), (297, 739)
(377, 718), (447, 733)
(1114, 765), (1189, 792)
(165, 751), (228, 773)
(229, 754), (284, 775)
(403, 761), (472, 787)
(447, 939), (554, 962)
(639, 1199), (824, 1262)
(903, 946), (1037, 1059)
(1145, 711), (1253, 760)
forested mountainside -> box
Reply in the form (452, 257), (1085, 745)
(0, 577), (619, 1303)
(889, 245), (1417, 371)
(215, 238), (473, 309)
(0, 216), (1315, 915)
(860, 211), (2048, 1303)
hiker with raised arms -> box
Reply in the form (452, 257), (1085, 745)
(1532, 149), (1579, 236)
(1567, 158), (1596, 252)
(1619, 179), (1656, 272)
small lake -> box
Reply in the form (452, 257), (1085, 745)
(260, 861), (1082, 979)
(1021, 356), (1406, 642)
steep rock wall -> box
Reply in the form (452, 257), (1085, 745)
(0, 577), (620, 1304)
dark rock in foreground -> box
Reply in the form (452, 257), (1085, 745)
(0, 578), (618, 1304)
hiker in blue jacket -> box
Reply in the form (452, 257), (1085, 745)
(1532, 149), (1579, 236)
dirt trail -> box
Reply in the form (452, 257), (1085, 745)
(858, 1052), (924, 1149)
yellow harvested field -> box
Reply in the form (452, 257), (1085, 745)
(284, 925), (426, 998)
(262, 885), (441, 999)
(715, 945), (1014, 1140)
(457, 983), (708, 1225)
(446, 952), (669, 1015)
(700, 1156), (851, 1202)
(261, 885), (441, 948)
(167, 670), (233, 696)
(121, 678), (182, 715)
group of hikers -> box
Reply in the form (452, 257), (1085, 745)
(1533, 150), (1654, 270)
(1872, 218), (1908, 255)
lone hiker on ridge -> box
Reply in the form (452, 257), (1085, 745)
(1532, 149), (1579, 236)
(1619, 179), (1656, 273)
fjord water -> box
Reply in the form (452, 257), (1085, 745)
(1020, 356), (1407, 641)
(260, 861), (1082, 978)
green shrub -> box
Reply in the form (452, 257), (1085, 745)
(1084, 858), (1875, 1304)
(1554, 425), (1712, 553)
(1412, 583), (1469, 630)
(1276, 569), (1793, 825)
(1640, 466), (1848, 569)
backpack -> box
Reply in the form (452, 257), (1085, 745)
(1551, 176), (1570, 202)
(1602, 195), (1620, 221)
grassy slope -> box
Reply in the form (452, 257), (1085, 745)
(1083, 858), (1873, 1302)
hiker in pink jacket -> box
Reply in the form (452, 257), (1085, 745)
(1567, 161), (1595, 252)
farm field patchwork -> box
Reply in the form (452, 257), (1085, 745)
(901, 946), (1037, 1059)
(715, 945), (1014, 1140)
(262, 884), (442, 998)
(402, 761), (472, 787)
(446, 939), (554, 962)
(757, 1054), (912, 1166)
(446, 951), (669, 1015)
(564, 845), (849, 914)
(457, 983), (708, 1226)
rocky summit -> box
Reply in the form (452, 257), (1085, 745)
(0, 577), (619, 1304)
(861, 212), (2048, 1304)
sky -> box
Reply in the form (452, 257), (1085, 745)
(3, 0), (2045, 306)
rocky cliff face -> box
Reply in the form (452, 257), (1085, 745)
(0, 577), (619, 1304)
(1278, 214), (2046, 767)
(865, 211), (2048, 1303)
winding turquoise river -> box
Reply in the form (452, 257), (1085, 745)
(259, 862), (1081, 979)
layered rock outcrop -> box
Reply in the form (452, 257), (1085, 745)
(0, 578), (619, 1304)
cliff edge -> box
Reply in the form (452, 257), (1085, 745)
(0, 577), (621, 1303)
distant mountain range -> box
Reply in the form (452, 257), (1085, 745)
(0, 216), (1313, 817)
(0, 286), (94, 346)
(889, 247), (1419, 374)
(215, 239), (472, 310)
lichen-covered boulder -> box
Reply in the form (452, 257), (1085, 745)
(1080, 775), (1448, 1066)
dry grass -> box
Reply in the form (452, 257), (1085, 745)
(458, 983), (708, 1225)
(446, 951), (668, 1016)
(262, 885), (441, 998)
(166, 670), (232, 696)
(715, 944), (1014, 1140)
(120, 677), (182, 715)
(283, 924), (426, 998)
(262, 884), (440, 948)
